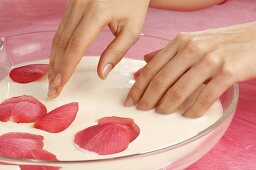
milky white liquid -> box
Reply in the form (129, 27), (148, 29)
(0, 57), (223, 169)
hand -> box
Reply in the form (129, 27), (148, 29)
(125, 22), (256, 118)
(48, 0), (150, 98)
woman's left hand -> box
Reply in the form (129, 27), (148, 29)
(125, 23), (256, 117)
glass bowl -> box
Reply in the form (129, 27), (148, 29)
(0, 30), (239, 170)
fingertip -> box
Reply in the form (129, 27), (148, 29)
(47, 84), (58, 98)
(98, 51), (119, 80)
(155, 108), (164, 114)
(97, 60), (107, 80)
(98, 28), (139, 79)
(124, 97), (134, 107)
(183, 109), (202, 118)
(51, 73), (62, 87)
(97, 72), (105, 80)
(104, 64), (113, 79)
(155, 98), (177, 114)
(155, 107), (174, 115)
(136, 100), (146, 110)
(47, 72), (63, 98)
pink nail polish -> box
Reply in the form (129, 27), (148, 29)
(102, 64), (113, 79)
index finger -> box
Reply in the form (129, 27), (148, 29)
(49, 0), (75, 82)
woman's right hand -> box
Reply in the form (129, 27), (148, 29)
(48, 0), (150, 98)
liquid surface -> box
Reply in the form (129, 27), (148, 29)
(0, 57), (222, 161)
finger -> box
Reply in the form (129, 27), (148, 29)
(56, 1), (84, 64)
(155, 53), (221, 113)
(144, 49), (161, 63)
(50, 2), (85, 86)
(177, 84), (205, 113)
(97, 27), (140, 79)
(183, 75), (233, 118)
(135, 41), (208, 111)
(124, 34), (191, 107)
(124, 41), (178, 107)
(134, 49), (162, 80)
(154, 56), (218, 113)
(49, 0), (75, 82)
(48, 9), (111, 98)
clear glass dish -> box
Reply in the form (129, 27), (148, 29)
(0, 30), (239, 170)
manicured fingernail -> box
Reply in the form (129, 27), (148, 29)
(102, 64), (113, 79)
(136, 101), (148, 110)
(51, 73), (61, 87)
(183, 112), (190, 117)
(156, 107), (174, 114)
(124, 97), (134, 107)
(183, 110), (199, 118)
(48, 84), (57, 98)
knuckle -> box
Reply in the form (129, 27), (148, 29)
(176, 32), (190, 43)
(69, 36), (82, 49)
(90, 1), (111, 22)
(169, 85), (184, 100)
(150, 71), (169, 90)
(96, 11), (112, 23)
(221, 64), (235, 79)
(58, 37), (70, 49)
(186, 39), (204, 53)
(142, 62), (156, 77)
(151, 76), (164, 90)
(202, 53), (220, 69)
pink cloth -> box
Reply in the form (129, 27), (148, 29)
(0, 0), (256, 169)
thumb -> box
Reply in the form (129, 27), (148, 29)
(97, 28), (140, 79)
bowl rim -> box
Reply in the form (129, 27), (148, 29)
(0, 30), (239, 165)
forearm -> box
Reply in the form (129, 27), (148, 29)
(149, 0), (226, 11)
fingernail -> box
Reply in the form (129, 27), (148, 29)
(155, 107), (174, 114)
(124, 97), (134, 107)
(102, 64), (113, 79)
(183, 109), (196, 118)
(136, 101), (149, 111)
(183, 111), (201, 118)
(51, 73), (62, 87)
(48, 84), (57, 98)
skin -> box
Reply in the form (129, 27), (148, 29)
(48, 0), (223, 98)
(125, 22), (256, 117)
(48, 0), (150, 97)
(47, 0), (245, 118)
(150, 0), (225, 11)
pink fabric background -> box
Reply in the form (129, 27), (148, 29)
(0, 0), (256, 169)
